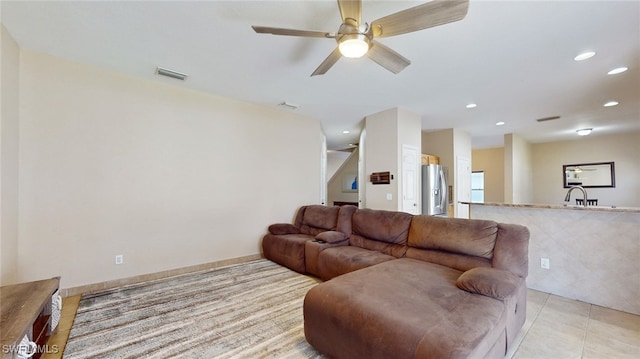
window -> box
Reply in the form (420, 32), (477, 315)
(471, 171), (485, 203)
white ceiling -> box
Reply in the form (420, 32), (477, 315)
(2, 0), (639, 150)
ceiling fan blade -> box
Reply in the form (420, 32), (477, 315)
(311, 47), (342, 77)
(337, 0), (362, 25)
(367, 41), (411, 74)
(371, 0), (469, 38)
(252, 25), (332, 38)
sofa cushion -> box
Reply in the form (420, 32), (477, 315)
(300, 205), (340, 235)
(315, 231), (348, 244)
(315, 246), (395, 281)
(350, 209), (412, 257)
(304, 258), (507, 359)
(405, 247), (492, 273)
(409, 215), (498, 259)
(456, 267), (521, 300)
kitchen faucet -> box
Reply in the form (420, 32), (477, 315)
(564, 185), (588, 206)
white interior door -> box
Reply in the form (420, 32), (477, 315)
(320, 136), (327, 205)
(456, 156), (471, 218)
(401, 145), (419, 214)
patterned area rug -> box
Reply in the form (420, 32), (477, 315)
(64, 259), (324, 358)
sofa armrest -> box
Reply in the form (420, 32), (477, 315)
(315, 231), (349, 244)
(456, 267), (521, 300)
(268, 223), (300, 235)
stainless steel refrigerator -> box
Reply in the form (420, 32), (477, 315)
(422, 164), (448, 216)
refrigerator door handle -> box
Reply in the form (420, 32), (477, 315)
(439, 168), (448, 212)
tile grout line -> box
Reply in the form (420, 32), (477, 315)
(510, 292), (551, 358)
(580, 304), (593, 359)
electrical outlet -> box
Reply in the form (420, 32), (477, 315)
(115, 254), (124, 265)
(540, 257), (550, 269)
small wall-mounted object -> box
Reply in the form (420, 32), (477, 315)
(370, 171), (391, 185)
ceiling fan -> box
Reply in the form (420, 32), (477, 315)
(252, 0), (469, 76)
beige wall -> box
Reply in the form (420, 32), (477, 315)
(532, 132), (640, 207)
(16, 50), (323, 289)
(0, 25), (20, 285)
(327, 149), (358, 206)
(364, 108), (421, 212)
(471, 147), (505, 203)
(504, 133), (533, 203)
(364, 108), (400, 211)
(422, 129), (453, 174)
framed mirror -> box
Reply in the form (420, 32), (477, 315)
(563, 162), (615, 188)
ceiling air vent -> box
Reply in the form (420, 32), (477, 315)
(278, 101), (299, 110)
(536, 116), (561, 122)
(156, 67), (188, 81)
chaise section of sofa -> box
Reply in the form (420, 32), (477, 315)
(304, 214), (530, 359)
(261, 205), (355, 273)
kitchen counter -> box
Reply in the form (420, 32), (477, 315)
(465, 201), (640, 315)
(460, 201), (640, 212)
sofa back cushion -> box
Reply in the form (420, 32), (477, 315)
(350, 209), (412, 258)
(299, 205), (340, 235)
(336, 205), (357, 235)
(405, 215), (499, 272)
(408, 215), (498, 258)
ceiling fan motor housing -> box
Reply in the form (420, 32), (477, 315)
(336, 20), (372, 58)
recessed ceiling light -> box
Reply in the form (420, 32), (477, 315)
(574, 51), (596, 61)
(604, 101), (619, 107)
(342, 130), (350, 134)
(466, 103), (477, 109)
(607, 67), (628, 75)
(576, 128), (593, 136)
(496, 121), (505, 126)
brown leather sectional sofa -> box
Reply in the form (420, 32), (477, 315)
(262, 205), (530, 358)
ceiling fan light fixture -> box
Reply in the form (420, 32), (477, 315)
(576, 128), (593, 136)
(338, 34), (370, 58)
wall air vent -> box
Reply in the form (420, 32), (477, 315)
(156, 67), (188, 81)
(536, 115), (561, 122)
(278, 101), (299, 110)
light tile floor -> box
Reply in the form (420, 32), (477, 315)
(45, 289), (639, 358)
(507, 289), (640, 359)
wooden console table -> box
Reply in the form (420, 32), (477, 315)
(0, 277), (60, 359)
